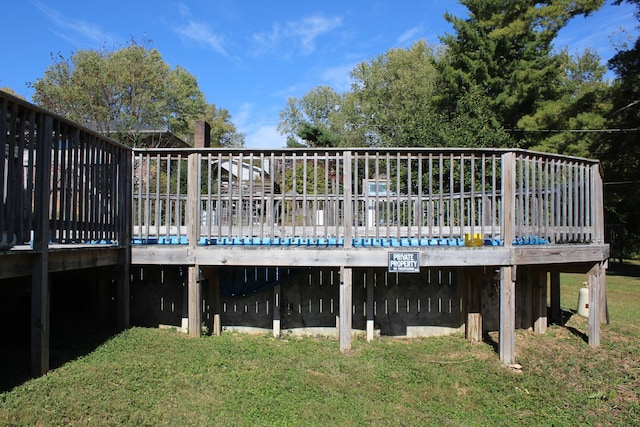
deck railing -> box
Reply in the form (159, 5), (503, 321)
(0, 88), (603, 252)
(0, 91), (131, 249)
(131, 148), (604, 247)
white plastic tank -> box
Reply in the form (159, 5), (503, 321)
(577, 286), (589, 317)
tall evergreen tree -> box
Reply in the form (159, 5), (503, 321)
(438, 0), (604, 149)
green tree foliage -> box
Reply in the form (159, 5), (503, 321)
(0, 87), (25, 100)
(278, 85), (343, 147)
(596, 0), (640, 253)
(438, 0), (604, 149)
(31, 39), (242, 148)
(520, 48), (610, 157)
(346, 40), (442, 147)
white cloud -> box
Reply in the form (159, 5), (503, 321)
(175, 21), (227, 55)
(174, 4), (227, 56)
(252, 14), (343, 57)
(397, 24), (425, 45)
(33, 1), (118, 47)
(245, 125), (286, 149)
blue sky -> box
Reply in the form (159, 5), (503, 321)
(2, 1), (638, 148)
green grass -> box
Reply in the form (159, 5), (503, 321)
(1, 263), (639, 426)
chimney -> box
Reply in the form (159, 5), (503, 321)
(194, 120), (211, 148)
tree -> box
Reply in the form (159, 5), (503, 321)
(437, 0), (604, 149)
(31, 40), (208, 147)
(596, 0), (640, 255)
(519, 48), (610, 157)
(0, 87), (25, 100)
(278, 85), (343, 147)
(347, 40), (442, 147)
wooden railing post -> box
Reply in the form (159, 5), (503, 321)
(187, 152), (202, 337)
(501, 152), (516, 246)
(343, 151), (353, 247)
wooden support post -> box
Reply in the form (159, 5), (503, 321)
(186, 152), (202, 337)
(588, 262), (602, 347)
(31, 115), (52, 378)
(550, 271), (562, 325)
(591, 163), (609, 326)
(209, 268), (221, 336)
(533, 270), (548, 334)
(466, 270), (482, 342)
(31, 268), (50, 377)
(273, 284), (281, 337)
(339, 266), (352, 352)
(600, 262), (609, 324)
(116, 250), (131, 331)
(188, 266), (202, 337)
(366, 268), (374, 342)
(116, 143), (132, 331)
(500, 265), (516, 365)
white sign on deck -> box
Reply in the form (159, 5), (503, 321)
(388, 252), (420, 273)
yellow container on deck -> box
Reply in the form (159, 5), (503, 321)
(464, 233), (483, 247)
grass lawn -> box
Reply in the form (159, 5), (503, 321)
(1, 262), (639, 426)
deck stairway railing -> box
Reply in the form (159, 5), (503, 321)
(131, 147), (604, 248)
(0, 91), (131, 250)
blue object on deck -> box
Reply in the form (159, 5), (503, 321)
(484, 238), (503, 246)
(512, 236), (549, 245)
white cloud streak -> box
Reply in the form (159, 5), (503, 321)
(397, 24), (424, 45)
(33, 0), (118, 47)
(252, 14), (343, 57)
(174, 4), (227, 56)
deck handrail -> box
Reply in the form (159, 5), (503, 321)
(0, 91), (132, 250)
(131, 147), (604, 247)
(0, 91), (603, 251)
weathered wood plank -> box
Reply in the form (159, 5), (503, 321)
(174, 246), (512, 268)
(273, 283), (281, 338)
(500, 265), (516, 365)
(588, 262), (602, 347)
(550, 271), (562, 325)
(502, 153), (516, 246)
(188, 265), (201, 338)
(512, 245), (609, 265)
(366, 267), (374, 342)
(534, 270), (548, 334)
(339, 266), (352, 352)
(465, 269), (482, 342)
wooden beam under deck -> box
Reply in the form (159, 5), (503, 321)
(131, 244), (608, 269)
(0, 246), (123, 280)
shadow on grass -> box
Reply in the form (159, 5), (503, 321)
(607, 261), (640, 278)
(482, 307), (587, 356)
(0, 317), (116, 394)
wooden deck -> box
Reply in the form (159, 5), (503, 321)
(0, 91), (609, 378)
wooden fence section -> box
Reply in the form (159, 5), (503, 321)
(131, 147), (604, 247)
(0, 91), (132, 249)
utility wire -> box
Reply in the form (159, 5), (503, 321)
(506, 128), (640, 133)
